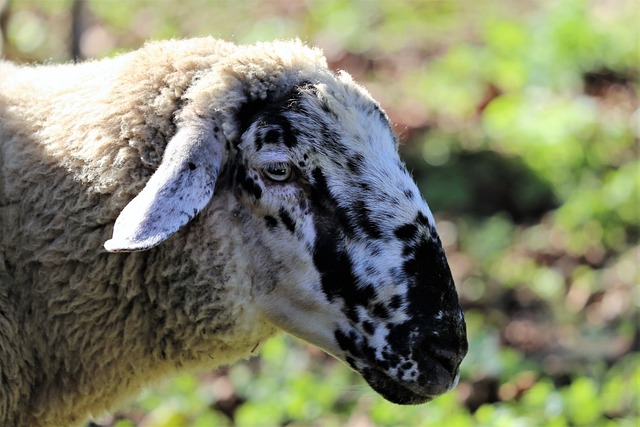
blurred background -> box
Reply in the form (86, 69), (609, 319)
(1, 0), (637, 425)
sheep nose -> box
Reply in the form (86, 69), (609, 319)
(417, 315), (468, 383)
(427, 347), (464, 378)
(414, 337), (466, 396)
(439, 330), (467, 369)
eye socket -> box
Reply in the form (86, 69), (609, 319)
(261, 162), (293, 183)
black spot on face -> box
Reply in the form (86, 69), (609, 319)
(358, 182), (370, 191)
(309, 169), (361, 302)
(381, 348), (401, 368)
(278, 207), (296, 233)
(310, 168), (380, 241)
(360, 284), (377, 300)
(236, 83), (311, 149)
(264, 215), (278, 229)
(352, 200), (382, 239)
(404, 189), (414, 200)
(265, 128), (281, 145)
(417, 212), (429, 227)
(235, 162), (262, 199)
(403, 237), (447, 292)
(346, 157), (361, 174)
(346, 305), (360, 323)
(309, 167), (389, 313)
(335, 329), (360, 358)
(388, 294), (403, 310)
(345, 356), (358, 370)
(188, 162), (196, 171)
(372, 302), (389, 319)
(363, 321), (375, 335)
(313, 234), (355, 302)
(237, 98), (270, 145)
(394, 222), (419, 242)
(401, 361), (413, 370)
(251, 101), (301, 151)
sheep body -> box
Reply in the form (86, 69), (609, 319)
(0, 37), (467, 427)
(0, 38), (310, 427)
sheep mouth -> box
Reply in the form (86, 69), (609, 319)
(358, 357), (460, 405)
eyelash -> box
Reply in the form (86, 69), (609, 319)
(261, 162), (293, 183)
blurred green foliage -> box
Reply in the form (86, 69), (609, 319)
(2, 0), (638, 426)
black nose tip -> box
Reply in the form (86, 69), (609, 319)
(417, 325), (468, 376)
(410, 343), (464, 397)
(430, 349), (462, 374)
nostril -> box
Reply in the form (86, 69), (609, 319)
(417, 334), (466, 375)
(430, 349), (461, 374)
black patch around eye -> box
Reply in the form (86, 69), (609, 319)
(264, 128), (281, 144)
(280, 116), (299, 148)
(236, 84), (309, 148)
(264, 215), (278, 229)
(188, 162), (196, 171)
(235, 162), (262, 199)
(278, 208), (296, 233)
(310, 168), (328, 197)
(237, 98), (270, 144)
(253, 113), (299, 149)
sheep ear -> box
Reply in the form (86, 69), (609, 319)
(104, 123), (223, 252)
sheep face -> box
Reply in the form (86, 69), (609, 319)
(105, 65), (467, 405)
(228, 78), (468, 405)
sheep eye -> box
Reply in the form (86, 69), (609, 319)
(261, 162), (293, 183)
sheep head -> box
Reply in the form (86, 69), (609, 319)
(105, 40), (467, 405)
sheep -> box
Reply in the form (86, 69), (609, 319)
(0, 37), (468, 427)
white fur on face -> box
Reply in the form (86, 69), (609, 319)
(231, 79), (467, 405)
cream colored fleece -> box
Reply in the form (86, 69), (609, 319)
(0, 37), (330, 427)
